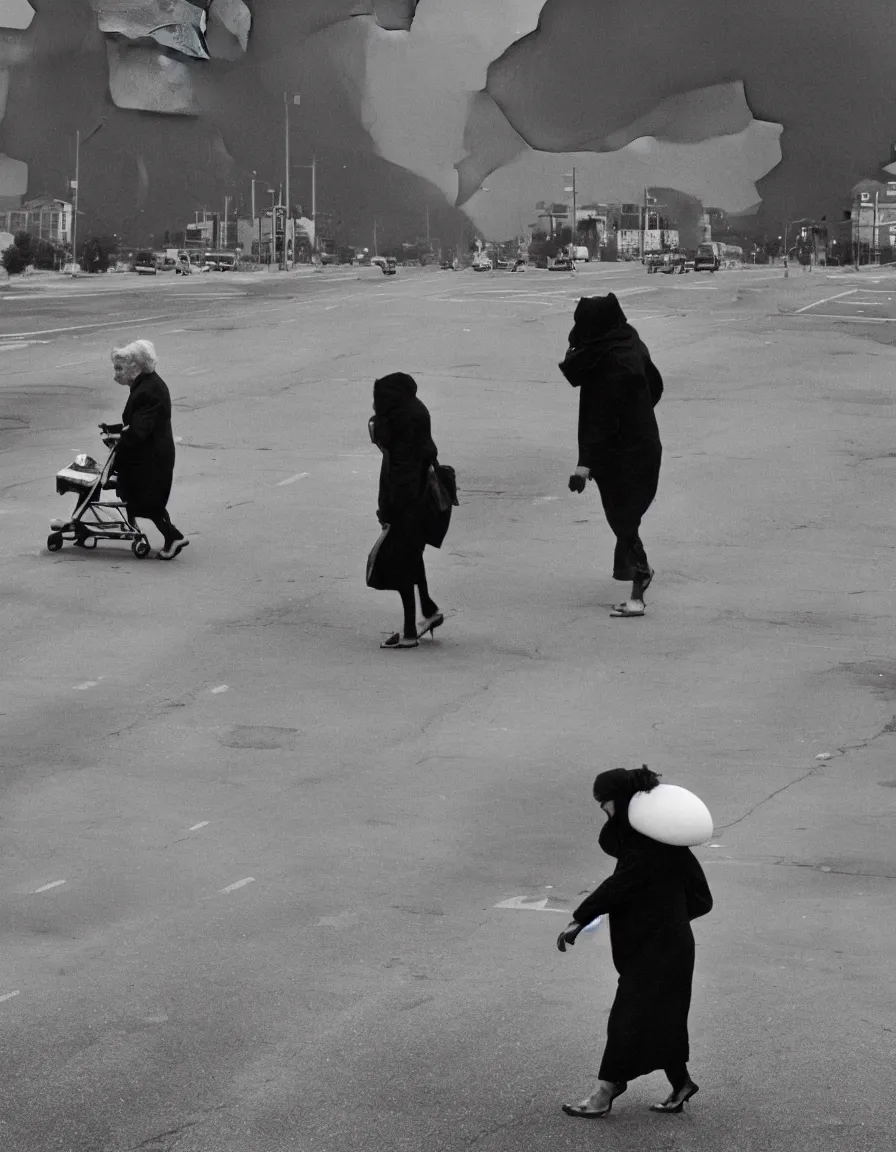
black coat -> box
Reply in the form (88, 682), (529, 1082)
(572, 818), (713, 1082)
(559, 296), (663, 539)
(368, 374), (440, 589)
(115, 372), (176, 515)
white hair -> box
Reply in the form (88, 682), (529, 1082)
(111, 339), (157, 373)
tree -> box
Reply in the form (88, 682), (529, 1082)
(33, 238), (63, 270)
(2, 231), (34, 274)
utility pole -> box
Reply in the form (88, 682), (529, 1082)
(373, 217), (378, 257)
(311, 154), (317, 255)
(873, 191), (880, 264)
(284, 92), (290, 270)
(563, 168), (577, 254)
(70, 129), (80, 274)
(251, 173), (256, 224)
(223, 195), (229, 250)
(426, 203), (430, 251)
(640, 185), (646, 262)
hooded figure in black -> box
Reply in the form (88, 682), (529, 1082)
(557, 766), (713, 1119)
(559, 294), (663, 617)
(368, 373), (444, 648)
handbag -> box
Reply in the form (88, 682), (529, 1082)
(366, 524), (391, 589)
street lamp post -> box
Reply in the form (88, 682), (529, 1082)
(267, 188), (276, 266)
(563, 168), (577, 256)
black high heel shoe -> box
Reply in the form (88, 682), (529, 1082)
(650, 1081), (699, 1113)
(562, 1082), (627, 1119)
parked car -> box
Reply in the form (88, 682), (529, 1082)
(549, 256), (575, 271)
(381, 257), (397, 276)
(473, 258), (493, 271)
(134, 251), (158, 275)
(693, 243), (720, 272)
(659, 249), (688, 274)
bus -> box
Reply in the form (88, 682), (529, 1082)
(199, 251), (238, 271)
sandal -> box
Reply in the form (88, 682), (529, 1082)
(380, 632), (419, 649)
(610, 601), (645, 618)
(416, 612), (444, 640)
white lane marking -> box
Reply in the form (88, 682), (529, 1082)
(277, 472), (309, 486)
(210, 684), (229, 694)
(0, 340), (50, 351)
(221, 877), (255, 893)
(2, 313), (181, 338)
(34, 880), (67, 893)
(614, 286), (658, 297)
(182, 366), (213, 376)
(0, 991), (21, 1004)
(794, 289), (857, 314)
(837, 300), (887, 306)
(189, 821), (210, 831)
(796, 313), (896, 324)
(72, 681), (100, 690)
(494, 895), (570, 913)
(675, 284), (719, 290)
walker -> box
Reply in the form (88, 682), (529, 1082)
(47, 426), (152, 557)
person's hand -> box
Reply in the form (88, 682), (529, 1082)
(568, 466), (590, 493)
(557, 920), (582, 952)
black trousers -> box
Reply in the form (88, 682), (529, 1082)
(126, 504), (183, 547)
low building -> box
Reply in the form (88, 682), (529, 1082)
(851, 178), (896, 263)
(1, 197), (72, 245)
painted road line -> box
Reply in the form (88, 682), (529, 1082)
(794, 289), (857, 314)
(276, 472), (310, 486)
(614, 286), (658, 297)
(72, 680), (101, 690)
(494, 895), (570, 913)
(210, 684), (229, 694)
(837, 300), (887, 306)
(189, 821), (210, 832)
(221, 877), (255, 893)
(1, 312), (183, 338)
(0, 991), (21, 1004)
(34, 880), (67, 893)
(182, 366), (213, 375)
(795, 313), (896, 323)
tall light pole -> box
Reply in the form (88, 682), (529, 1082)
(70, 129), (80, 274)
(267, 188), (276, 266)
(283, 94), (300, 268)
(563, 168), (577, 254)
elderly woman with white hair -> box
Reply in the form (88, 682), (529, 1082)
(105, 339), (188, 559)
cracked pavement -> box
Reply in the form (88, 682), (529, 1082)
(1, 264), (895, 1151)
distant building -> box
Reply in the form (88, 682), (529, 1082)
(851, 178), (896, 263)
(1, 198), (72, 245)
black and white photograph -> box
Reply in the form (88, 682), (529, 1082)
(1, 2), (895, 1150)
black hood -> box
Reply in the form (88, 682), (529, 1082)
(568, 293), (628, 347)
(373, 372), (418, 416)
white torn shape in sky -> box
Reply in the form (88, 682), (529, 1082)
(336, 5), (781, 223)
(462, 121), (784, 240)
(205, 0), (251, 58)
(0, 0), (33, 29)
(334, 0), (545, 203)
(106, 40), (200, 113)
(91, 0), (210, 59)
(0, 66), (27, 199)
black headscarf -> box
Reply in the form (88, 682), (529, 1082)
(373, 372), (417, 416)
(567, 293), (628, 348)
(593, 765), (661, 842)
(558, 294), (664, 406)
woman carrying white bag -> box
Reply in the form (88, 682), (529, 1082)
(557, 765), (713, 1119)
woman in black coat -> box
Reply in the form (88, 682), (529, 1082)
(109, 340), (188, 559)
(557, 765), (713, 1118)
(559, 294), (663, 617)
(368, 372), (444, 649)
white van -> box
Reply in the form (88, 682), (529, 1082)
(571, 246), (591, 262)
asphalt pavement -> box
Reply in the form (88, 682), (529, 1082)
(1, 260), (894, 1152)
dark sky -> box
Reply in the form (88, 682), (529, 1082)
(3, 0), (894, 243)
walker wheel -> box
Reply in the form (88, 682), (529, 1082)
(47, 532), (63, 552)
(78, 534), (98, 549)
(132, 539), (151, 559)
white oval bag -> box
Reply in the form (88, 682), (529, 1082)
(628, 784), (713, 847)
